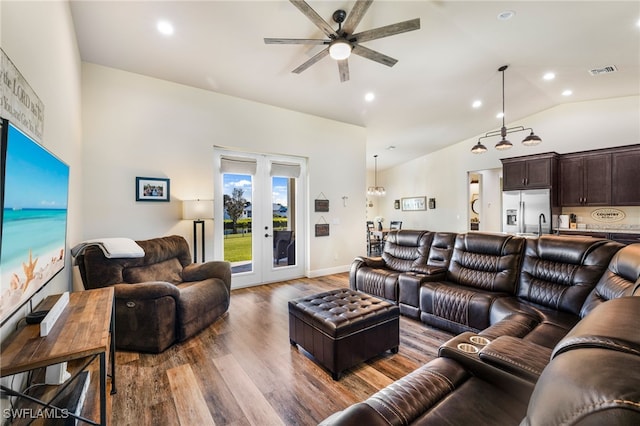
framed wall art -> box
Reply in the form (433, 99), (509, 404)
(401, 196), (426, 211)
(136, 177), (170, 202)
(315, 223), (330, 237)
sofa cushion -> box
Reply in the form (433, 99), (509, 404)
(517, 236), (622, 316)
(420, 282), (508, 333)
(447, 233), (524, 294)
(382, 230), (433, 272)
(487, 297), (581, 348)
(123, 257), (183, 284)
(580, 243), (640, 317)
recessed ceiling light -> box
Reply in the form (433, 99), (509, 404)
(497, 10), (515, 21)
(157, 20), (174, 36)
(562, 89), (573, 96)
(543, 72), (556, 81)
(496, 112), (504, 119)
(472, 100), (482, 109)
(364, 92), (375, 102)
(636, 18), (640, 28)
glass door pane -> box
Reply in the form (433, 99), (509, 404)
(222, 173), (253, 274)
(272, 176), (295, 268)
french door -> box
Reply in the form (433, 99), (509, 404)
(213, 148), (306, 288)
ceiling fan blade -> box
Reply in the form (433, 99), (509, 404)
(342, 0), (373, 36)
(352, 45), (398, 67)
(292, 47), (330, 74)
(337, 59), (350, 82)
(351, 18), (420, 43)
(289, 0), (338, 38)
(264, 38), (329, 45)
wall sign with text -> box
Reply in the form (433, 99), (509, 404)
(1, 48), (45, 141)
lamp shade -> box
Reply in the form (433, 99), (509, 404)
(183, 199), (214, 220)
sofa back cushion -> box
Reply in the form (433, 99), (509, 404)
(426, 232), (457, 269)
(447, 233), (524, 293)
(79, 235), (192, 288)
(517, 236), (622, 316)
(580, 243), (640, 317)
(382, 230), (432, 272)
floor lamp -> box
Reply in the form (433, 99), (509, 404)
(182, 199), (214, 263)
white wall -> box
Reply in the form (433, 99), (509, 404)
(81, 63), (367, 276)
(376, 96), (640, 233)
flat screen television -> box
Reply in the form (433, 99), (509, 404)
(0, 118), (70, 326)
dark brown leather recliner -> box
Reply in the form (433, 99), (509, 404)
(77, 235), (231, 353)
(484, 235), (623, 348)
(420, 233), (525, 334)
(350, 230), (434, 301)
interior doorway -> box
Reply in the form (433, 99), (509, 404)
(213, 148), (307, 289)
(467, 168), (502, 233)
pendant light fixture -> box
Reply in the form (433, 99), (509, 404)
(471, 65), (542, 154)
(367, 155), (386, 196)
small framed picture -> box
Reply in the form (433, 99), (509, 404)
(315, 199), (329, 212)
(401, 196), (426, 211)
(136, 177), (170, 202)
(315, 223), (330, 237)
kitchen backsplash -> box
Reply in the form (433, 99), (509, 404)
(560, 206), (640, 230)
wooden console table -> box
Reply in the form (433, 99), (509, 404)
(0, 287), (116, 425)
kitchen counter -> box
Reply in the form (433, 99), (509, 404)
(555, 228), (640, 235)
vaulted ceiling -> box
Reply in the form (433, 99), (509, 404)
(70, 1), (640, 170)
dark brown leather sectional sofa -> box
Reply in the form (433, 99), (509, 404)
(325, 231), (640, 425)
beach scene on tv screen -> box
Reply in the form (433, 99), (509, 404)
(1, 123), (69, 323)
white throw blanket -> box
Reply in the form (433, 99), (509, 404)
(71, 238), (145, 263)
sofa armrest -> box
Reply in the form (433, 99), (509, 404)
(410, 265), (446, 276)
(349, 256), (386, 290)
(182, 261), (232, 291)
(113, 282), (180, 301)
(353, 256), (385, 268)
(479, 336), (552, 382)
(319, 403), (390, 426)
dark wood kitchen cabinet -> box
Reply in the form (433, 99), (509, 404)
(612, 147), (640, 206)
(501, 153), (558, 191)
(559, 153), (611, 206)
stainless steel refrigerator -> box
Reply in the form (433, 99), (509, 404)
(502, 189), (552, 235)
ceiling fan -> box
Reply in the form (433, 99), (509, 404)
(264, 0), (421, 82)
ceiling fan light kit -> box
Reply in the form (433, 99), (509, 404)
(472, 65), (542, 154)
(329, 40), (352, 60)
(265, 0), (420, 82)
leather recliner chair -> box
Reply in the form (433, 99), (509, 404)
(76, 235), (231, 353)
(484, 235), (622, 348)
(419, 233), (525, 334)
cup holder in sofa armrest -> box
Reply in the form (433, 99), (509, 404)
(439, 332), (490, 361)
(478, 336), (552, 383)
(439, 332), (535, 403)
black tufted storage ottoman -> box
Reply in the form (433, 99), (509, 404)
(289, 288), (400, 380)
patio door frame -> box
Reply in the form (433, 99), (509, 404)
(213, 147), (307, 289)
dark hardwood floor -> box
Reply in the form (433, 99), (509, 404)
(111, 273), (453, 425)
